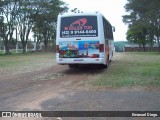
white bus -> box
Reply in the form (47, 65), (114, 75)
(56, 12), (114, 68)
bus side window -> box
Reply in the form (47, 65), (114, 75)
(111, 27), (113, 40)
(107, 22), (110, 39)
(103, 17), (107, 40)
(108, 24), (113, 40)
(103, 17), (113, 40)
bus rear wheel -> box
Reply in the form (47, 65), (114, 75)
(99, 55), (109, 69)
(99, 63), (108, 69)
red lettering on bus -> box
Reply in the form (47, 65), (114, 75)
(70, 18), (87, 27)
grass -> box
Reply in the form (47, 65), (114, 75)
(91, 52), (160, 88)
(0, 52), (57, 80)
(1, 51), (160, 88)
(0, 52), (56, 68)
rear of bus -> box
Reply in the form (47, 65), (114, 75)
(56, 12), (107, 67)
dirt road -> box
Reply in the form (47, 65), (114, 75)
(0, 53), (160, 120)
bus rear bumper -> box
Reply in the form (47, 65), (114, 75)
(57, 58), (105, 65)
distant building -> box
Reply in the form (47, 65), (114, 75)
(114, 41), (128, 52)
(124, 43), (159, 52)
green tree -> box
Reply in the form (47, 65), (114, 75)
(123, 0), (160, 51)
(16, 0), (36, 53)
(0, 0), (19, 54)
(0, 0), (68, 54)
(32, 0), (68, 51)
(126, 23), (147, 51)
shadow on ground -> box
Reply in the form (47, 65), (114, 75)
(62, 64), (106, 76)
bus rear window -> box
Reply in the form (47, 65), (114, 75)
(60, 16), (98, 38)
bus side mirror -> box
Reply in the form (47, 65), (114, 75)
(112, 26), (115, 32)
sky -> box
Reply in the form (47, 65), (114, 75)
(62, 0), (128, 41)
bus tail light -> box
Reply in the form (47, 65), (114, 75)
(99, 44), (104, 52)
(56, 45), (59, 53)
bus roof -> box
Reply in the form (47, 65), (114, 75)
(58, 11), (103, 17)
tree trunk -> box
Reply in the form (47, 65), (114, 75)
(36, 34), (41, 51)
(5, 45), (10, 55)
(149, 30), (154, 51)
(23, 47), (26, 53)
(157, 36), (160, 53)
(3, 27), (14, 54)
(44, 39), (48, 51)
(21, 37), (27, 53)
(138, 44), (142, 51)
(142, 43), (146, 52)
(43, 36), (48, 51)
(4, 37), (10, 54)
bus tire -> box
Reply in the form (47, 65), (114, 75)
(99, 54), (109, 69)
(99, 64), (108, 69)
